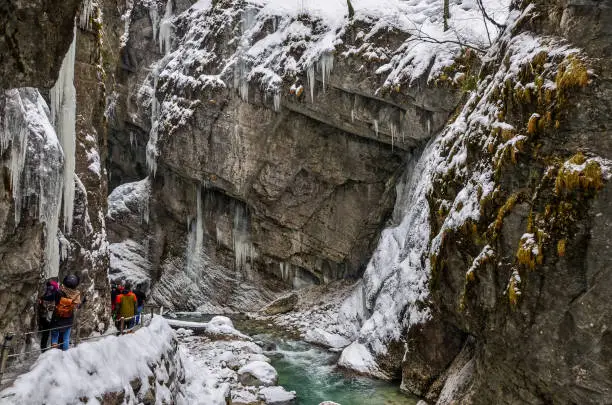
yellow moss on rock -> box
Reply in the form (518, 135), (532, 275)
(507, 270), (521, 308)
(556, 56), (589, 92)
(555, 153), (603, 195)
(516, 232), (544, 270)
(527, 114), (540, 135)
(557, 239), (567, 257)
(491, 193), (520, 237)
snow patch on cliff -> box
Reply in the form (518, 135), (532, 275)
(149, 0), (510, 139)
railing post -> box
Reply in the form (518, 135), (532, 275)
(75, 310), (81, 346)
(0, 335), (14, 384)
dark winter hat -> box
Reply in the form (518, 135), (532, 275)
(63, 274), (79, 289)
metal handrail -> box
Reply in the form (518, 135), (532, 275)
(0, 304), (163, 387)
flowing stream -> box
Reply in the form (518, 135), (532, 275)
(171, 313), (418, 405)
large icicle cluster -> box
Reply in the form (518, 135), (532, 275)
(159, 0), (174, 55)
(155, 0), (509, 111)
(232, 203), (255, 272)
(50, 29), (78, 235)
(78, 0), (96, 30)
(146, 67), (160, 176)
(1, 89), (64, 277)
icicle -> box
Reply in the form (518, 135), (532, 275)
(186, 185), (204, 273)
(390, 122), (398, 151)
(79, 0), (95, 30)
(307, 65), (315, 102)
(233, 204), (254, 271)
(2, 90), (29, 224)
(146, 67), (159, 176)
(159, 0), (174, 55)
(351, 109), (355, 123)
(319, 53), (334, 92)
(280, 262), (293, 283)
(141, 177), (151, 225)
(374, 120), (379, 137)
(50, 27), (77, 235)
(273, 93), (281, 112)
(239, 79), (249, 103)
(149, 3), (160, 44)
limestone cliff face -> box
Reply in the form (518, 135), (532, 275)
(0, 1), (80, 338)
(105, 1), (612, 403)
(0, 0), (82, 89)
(0, 0), (119, 338)
(107, 0), (464, 311)
(402, 1), (612, 403)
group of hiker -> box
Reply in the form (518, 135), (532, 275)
(110, 281), (147, 329)
(37, 276), (147, 351)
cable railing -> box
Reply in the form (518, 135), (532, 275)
(0, 304), (164, 389)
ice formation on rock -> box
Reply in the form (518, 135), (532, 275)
(2, 89), (64, 277)
(186, 185), (204, 274)
(146, 67), (160, 176)
(233, 204), (254, 271)
(79, 0), (95, 30)
(159, 0), (174, 55)
(50, 28), (77, 235)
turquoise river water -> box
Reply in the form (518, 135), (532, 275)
(172, 313), (418, 405)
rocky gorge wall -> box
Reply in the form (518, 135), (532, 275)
(106, 0), (466, 311)
(414, 1), (612, 403)
(102, 0), (611, 403)
(0, 0), (118, 339)
(2, 0), (610, 404)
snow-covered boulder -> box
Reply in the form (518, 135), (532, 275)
(337, 342), (388, 380)
(230, 388), (260, 405)
(259, 386), (296, 405)
(237, 361), (278, 387)
(260, 293), (299, 315)
(304, 328), (351, 349)
(165, 317), (251, 340)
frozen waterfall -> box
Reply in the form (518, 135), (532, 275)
(2, 89), (64, 278)
(146, 67), (159, 177)
(186, 185), (204, 274)
(50, 28), (77, 235)
(339, 137), (441, 362)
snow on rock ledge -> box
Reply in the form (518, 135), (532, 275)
(166, 316), (251, 340)
(304, 327), (351, 350)
(337, 342), (389, 380)
(0, 317), (184, 405)
(238, 361), (279, 387)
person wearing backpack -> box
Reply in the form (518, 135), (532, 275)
(38, 278), (59, 350)
(50, 275), (82, 351)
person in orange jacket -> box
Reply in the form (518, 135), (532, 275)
(114, 284), (137, 329)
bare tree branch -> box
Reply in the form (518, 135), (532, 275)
(476, 0), (506, 31)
